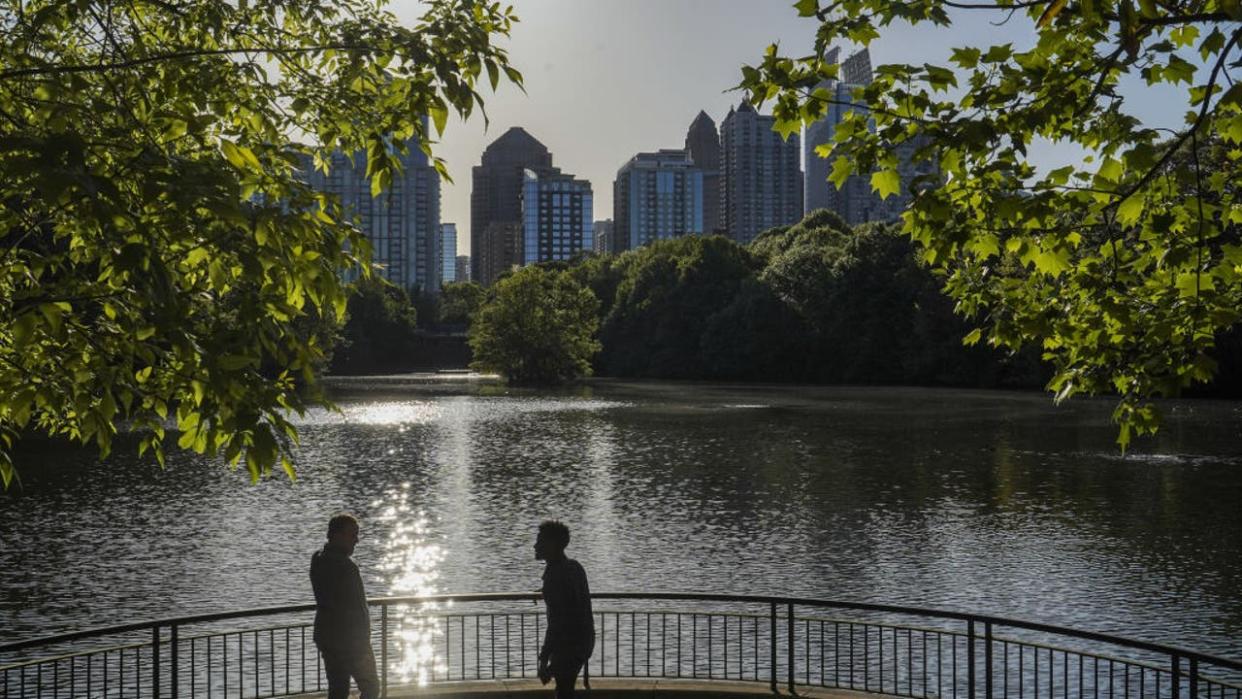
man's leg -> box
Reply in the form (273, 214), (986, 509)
(319, 647), (352, 699)
(350, 646), (381, 699)
(552, 660), (583, 699)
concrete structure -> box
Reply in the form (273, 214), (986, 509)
(593, 219), (614, 254)
(440, 224), (457, 286)
(684, 111), (721, 235)
(804, 48), (937, 225)
(613, 149), (704, 252)
(520, 168), (593, 264)
(300, 134), (440, 292)
(719, 102), (803, 245)
(471, 127), (554, 285)
(454, 255), (471, 283)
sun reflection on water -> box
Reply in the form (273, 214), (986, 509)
(374, 483), (447, 686)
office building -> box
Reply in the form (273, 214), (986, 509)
(471, 127), (554, 285)
(455, 255), (471, 283)
(685, 111), (721, 235)
(719, 102), (803, 245)
(613, 149), (704, 252)
(593, 220), (614, 254)
(440, 223), (457, 286)
(804, 48), (937, 224)
(520, 168), (593, 264)
(300, 133), (440, 292)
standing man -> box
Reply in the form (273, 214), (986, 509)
(311, 513), (379, 699)
(535, 520), (595, 699)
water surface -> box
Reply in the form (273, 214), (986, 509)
(2, 381), (1240, 660)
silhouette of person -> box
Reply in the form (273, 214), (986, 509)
(311, 513), (379, 699)
(535, 520), (595, 699)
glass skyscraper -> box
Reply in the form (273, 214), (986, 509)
(300, 131), (440, 292)
(520, 168), (593, 265)
(804, 48), (937, 224)
(440, 223), (457, 286)
(471, 127), (553, 285)
(719, 102), (803, 245)
(613, 149), (704, 252)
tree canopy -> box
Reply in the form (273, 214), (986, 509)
(742, 0), (1240, 447)
(0, 0), (521, 486)
(329, 276), (420, 376)
(469, 266), (601, 385)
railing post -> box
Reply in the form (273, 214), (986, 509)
(967, 620), (976, 699)
(984, 622), (993, 699)
(770, 602), (778, 694)
(381, 603), (389, 698)
(152, 624), (161, 699)
(1172, 654), (1181, 699)
(170, 624), (179, 699)
(1188, 657), (1198, 699)
(787, 603), (795, 694)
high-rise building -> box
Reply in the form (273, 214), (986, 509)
(684, 111), (721, 235)
(613, 149), (704, 252)
(804, 48), (936, 225)
(471, 127), (553, 285)
(440, 223), (457, 286)
(300, 133), (440, 292)
(454, 255), (471, 283)
(520, 168), (593, 264)
(592, 220), (614, 254)
(719, 102), (803, 245)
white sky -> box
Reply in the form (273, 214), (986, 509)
(389, 0), (1198, 256)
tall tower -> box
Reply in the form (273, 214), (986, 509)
(300, 129), (441, 293)
(613, 149), (704, 252)
(804, 48), (935, 224)
(719, 102), (803, 245)
(520, 168), (593, 264)
(684, 111), (721, 235)
(470, 127), (553, 285)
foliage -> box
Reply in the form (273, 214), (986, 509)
(595, 235), (764, 378)
(741, 0), (1240, 447)
(0, 0), (521, 486)
(469, 266), (601, 385)
(329, 277), (419, 375)
(568, 213), (1043, 386)
(438, 280), (487, 326)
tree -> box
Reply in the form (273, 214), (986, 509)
(0, 0), (521, 486)
(742, 0), (1240, 447)
(330, 277), (419, 375)
(469, 266), (601, 385)
(597, 235), (763, 378)
(438, 280), (487, 327)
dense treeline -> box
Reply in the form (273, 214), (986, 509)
(537, 209), (1048, 387)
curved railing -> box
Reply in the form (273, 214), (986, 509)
(1, 593), (1240, 699)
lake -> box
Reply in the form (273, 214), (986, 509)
(1, 379), (1240, 660)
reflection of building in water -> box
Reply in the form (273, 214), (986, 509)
(375, 483), (446, 686)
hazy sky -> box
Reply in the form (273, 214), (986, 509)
(389, 0), (1195, 256)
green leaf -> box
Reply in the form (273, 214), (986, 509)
(220, 140), (248, 169)
(429, 103), (448, 137)
(1116, 195), (1144, 226)
(871, 169), (901, 200)
(794, 0), (819, 16)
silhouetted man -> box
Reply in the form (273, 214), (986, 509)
(535, 520), (595, 699)
(311, 513), (379, 699)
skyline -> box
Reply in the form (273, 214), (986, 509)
(389, 0), (1199, 257)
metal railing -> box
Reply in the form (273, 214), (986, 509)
(2, 593), (1240, 699)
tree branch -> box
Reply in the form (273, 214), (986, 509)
(0, 43), (382, 81)
(1110, 30), (1239, 209)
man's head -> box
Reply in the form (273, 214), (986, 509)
(327, 512), (360, 556)
(534, 520), (570, 561)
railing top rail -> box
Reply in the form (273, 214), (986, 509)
(2, 591), (1239, 673)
